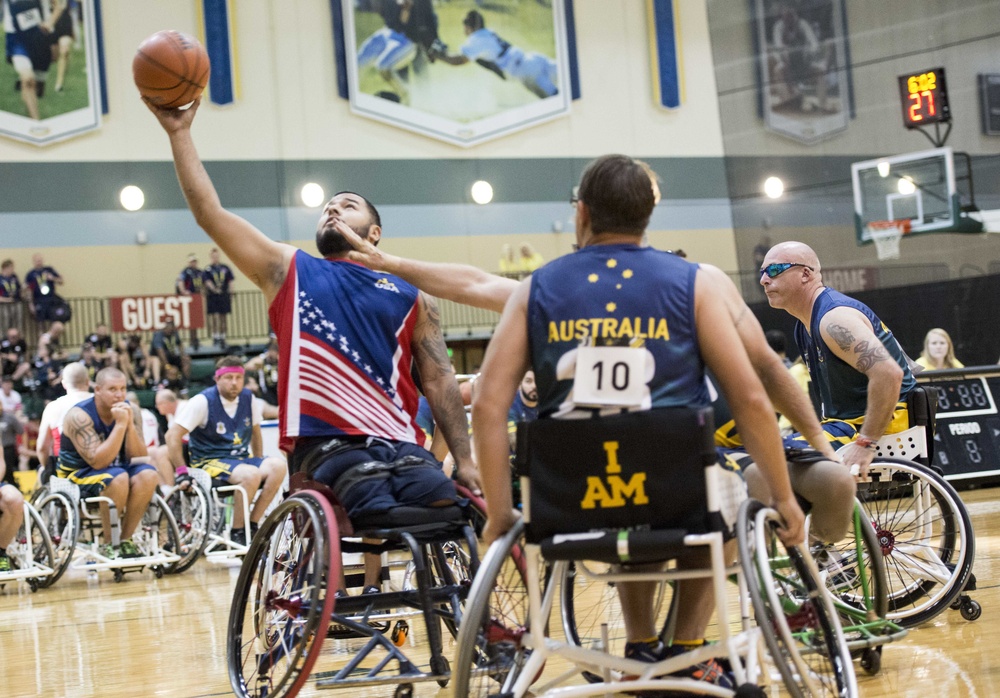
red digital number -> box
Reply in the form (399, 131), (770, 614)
(909, 92), (923, 122)
(922, 89), (935, 116)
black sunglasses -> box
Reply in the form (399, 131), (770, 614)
(759, 262), (814, 279)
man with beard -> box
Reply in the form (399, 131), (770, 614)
(144, 100), (480, 543)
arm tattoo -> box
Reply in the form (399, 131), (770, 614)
(415, 294), (452, 381)
(827, 324), (855, 351)
(730, 302), (749, 328)
(854, 340), (889, 372)
(65, 408), (101, 464)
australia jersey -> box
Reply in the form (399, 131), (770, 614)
(269, 251), (425, 453)
(188, 386), (253, 461)
(794, 287), (915, 421)
(58, 397), (126, 472)
(528, 244), (709, 418)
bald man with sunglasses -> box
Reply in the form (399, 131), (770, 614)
(760, 241), (916, 478)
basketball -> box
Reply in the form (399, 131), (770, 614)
(133, 30), (210, 109)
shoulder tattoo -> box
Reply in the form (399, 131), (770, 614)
(827, 323), (855, 351)
(853, 340), (889, 372)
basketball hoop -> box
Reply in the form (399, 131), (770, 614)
(865, 219), (911, 261)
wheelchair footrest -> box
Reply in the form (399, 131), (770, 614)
(540, 528), (689, 564)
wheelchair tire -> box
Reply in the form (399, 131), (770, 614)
(34, 491), (77, 587)
(228, 491), (340, 698)
(858, 458), (975, 627)
(453, 518), (534, 698)
(142, 493), (184, 574)
(19, 503), (56, 590)
(164, 480), (211, 574)
(818, 499), (889, 621)
(738, 499), (857, 698)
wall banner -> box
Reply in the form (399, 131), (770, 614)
(110, 295), (206, 333)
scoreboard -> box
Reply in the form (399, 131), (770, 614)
(898, 67), (951, 129)
(917, 367), (1000, 482)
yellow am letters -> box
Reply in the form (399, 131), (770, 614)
(580, 440), (649, 509)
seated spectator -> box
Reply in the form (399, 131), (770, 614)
(0, 259), (23, 334)
(151, 319), (190, 379)
(498, 244), (519, 275)
(1, 328), (31, 383)
(518, 242), (545, 273)
(0, 401), (23, 487)
(78, 344), (104, 384)
(155, 364), (186, 396)
(244, 340), (279, 408)
(38, 321), (68, 363)
(0, 377), (23, 418)
(28, 344), (64, 403)
(24, 253), (64, 327)
(118, 333), (161, 389)
(83, 323), (116, 367)
(917, 328), (964, 371)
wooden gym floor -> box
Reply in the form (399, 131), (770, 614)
(2, 486), (998, 698)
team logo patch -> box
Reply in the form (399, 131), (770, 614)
(244, 417), (251, 427)
(375, 278), (400, 294)
(216, 422), (227, 435)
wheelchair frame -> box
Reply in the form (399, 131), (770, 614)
(0, 499), (56, 592)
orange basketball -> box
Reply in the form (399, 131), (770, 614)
(133, 30), (210, 109)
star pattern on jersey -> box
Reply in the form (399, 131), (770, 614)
(606, 259), (618, 268)
(606, 302), (617, 312)
(297, 290), (395, 398)
(622, 269), (633, 279)
(588, 273), (598, 283)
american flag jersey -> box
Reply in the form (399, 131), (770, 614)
(269, 251), (425, 453)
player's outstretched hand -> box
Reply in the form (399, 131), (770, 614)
(143, 96), (202, 134)
(337, 220), (392, 271)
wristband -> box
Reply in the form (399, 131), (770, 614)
(176, 465), (189, 476)
(854, 435), (879, 451)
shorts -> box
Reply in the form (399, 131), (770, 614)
(55, 461), (156, 499)
(192, 456), (264, 484)
(293, 437), (457, 518)
(206, 294), (231, 315)
(5, 29), (52, 73)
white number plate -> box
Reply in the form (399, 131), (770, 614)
(573, 346), (646, 407)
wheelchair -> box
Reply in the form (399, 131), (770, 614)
(833, 386), (980, 627)
(36, 461), (183, 582)
(0, 499), (57, 592)
(226, 467), (513, 698)
(454, 407), (857, 697)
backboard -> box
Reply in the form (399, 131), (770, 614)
(851, 147), (981, 244)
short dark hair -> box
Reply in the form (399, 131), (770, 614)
(464, 10), (485, 30)
(333, 191), (381, 235)
(576, 155), (655, 236)
(765, 329), (787, 354)
(215, 355), (244, 370)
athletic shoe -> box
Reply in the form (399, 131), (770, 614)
(812, 543), (857, 593)
(118, 540), (142, 559)
(0, 553), (13, 573)
(623, 639), (735, 696)
(230, 527), (248, 547)
(99, 543), (118, 560)
(362, 584), (381, 595)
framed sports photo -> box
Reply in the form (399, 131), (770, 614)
(0, 0), (104, 146)
(751, 0), (853, 145)
(336, 0), (573, 147)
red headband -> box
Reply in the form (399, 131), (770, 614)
(215, 366), (245, 379)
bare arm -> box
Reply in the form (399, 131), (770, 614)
(165, 424), (190, 471)
(700, 264), (836, 460)
(251, 425), (263, 459)
(63, 406), (128, 469)
(145, 100), (295, 304)
(124, 403), (148, 460)
(411, 293), (481, 493)
(470, 279), (531, 543)
(337, 222), (517, 312)
(36, 410), (51, 467)
(694, 271), (803, 544)
(820, 307), (903, 471)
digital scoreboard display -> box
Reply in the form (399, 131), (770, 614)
(898, 67), (951, 129)
(919, 372), (1000, 481)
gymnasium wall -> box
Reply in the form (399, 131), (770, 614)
(705, 0), (1000, 278)
(0, 0), (737, 299)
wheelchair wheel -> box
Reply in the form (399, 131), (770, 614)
(15, 504), (56, 592)
(560, 562), (675, 683)
(815, 499), (889, 621)
(33, 491), (77, 587)
(141, 494), (184, 574)
(453, 518), (534, 698)
(228, 491), (340, 698)
(738, 499), (856, 698)
(858, 458), (974, 627)
(164, 480), (211, 573)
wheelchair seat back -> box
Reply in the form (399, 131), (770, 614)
(905, 385), (937, 463)
(515, 406), (718, 561)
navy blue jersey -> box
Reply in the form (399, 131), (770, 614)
(58, 397), (127, 472)
(794, 288), (915, 421)
(188, 386), (254, 462)
(528, 244), (709, 418)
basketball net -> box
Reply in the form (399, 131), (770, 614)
(866, 219), (911, 261)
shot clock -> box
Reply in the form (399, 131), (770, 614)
(898, 67), (951, 129)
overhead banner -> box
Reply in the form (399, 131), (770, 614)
(0, 0), (105, 145)
(648, 0), (682, 110)
(110, 294), (205, 333)
(198, 0), (239, 106)
(334, 0), (573, 147)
